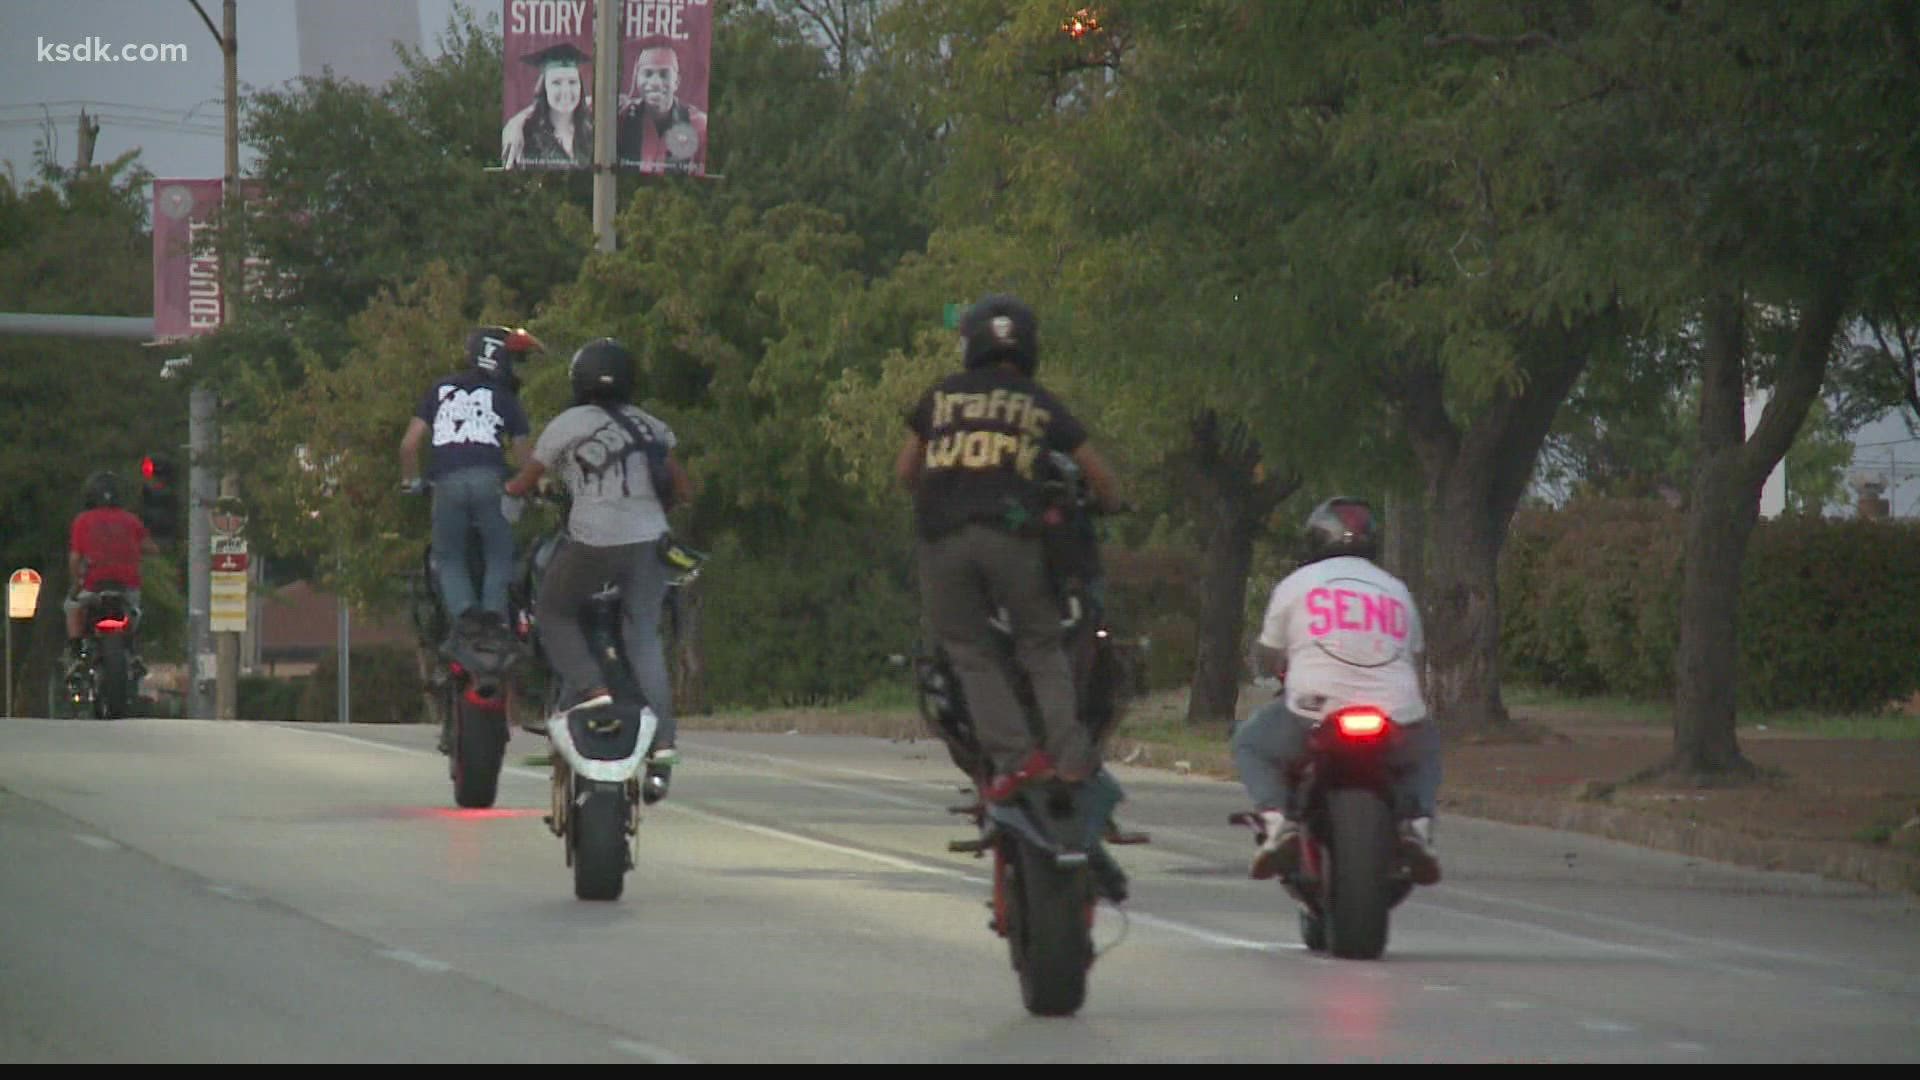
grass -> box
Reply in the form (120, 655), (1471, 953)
(1506, 684), (1920, 740)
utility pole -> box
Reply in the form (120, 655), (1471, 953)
(74, 109), (100, 170)
(592, 0), (618, 253)
(214, 0), (242, 721)
(184, 0), (241, 719)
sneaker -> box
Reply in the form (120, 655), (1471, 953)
(647, 744), (680, 768)
(980, 749), (1057, 804)
(1400, 816), (1442, 886)
(1249, 810), (1301, 881)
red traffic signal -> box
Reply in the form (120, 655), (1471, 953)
(142, 454), (177, 488)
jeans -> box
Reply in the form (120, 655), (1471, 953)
(432, 466), (514, 618)
(535, 538), (676, 744)
(1231, 698), (1442, 818)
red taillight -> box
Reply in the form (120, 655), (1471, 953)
(1334, 708), (1388, 738)
(93, 617), (129, 633)
(447, 661), (466, 678)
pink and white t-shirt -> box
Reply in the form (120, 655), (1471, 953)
(1256, 556), (1427, 724)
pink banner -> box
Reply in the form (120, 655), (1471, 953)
(151, 179), (225, 341)
(501, 0), (712, 176)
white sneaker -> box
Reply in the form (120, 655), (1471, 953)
(1249, 810), (1301, 880)
(1400, 816), (1441, 885)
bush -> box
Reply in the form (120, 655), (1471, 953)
(1104, 545), (1199, 691)
(1501, 500), (1920, 712)
(298, 644), (427, 724)
(1739, 517), (1920, 712)
(239, 674), (306, 722)
(698, 525), (921, 708)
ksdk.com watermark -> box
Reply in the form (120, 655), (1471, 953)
(37, 37), (190, 63)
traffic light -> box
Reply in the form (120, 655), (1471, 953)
(140, 454), (180, 544)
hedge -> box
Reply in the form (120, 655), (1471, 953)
(1500, 499), (1920, 712)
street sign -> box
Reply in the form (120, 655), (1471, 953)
(211, 570), (248, 632)
(8, 568), (42, 619)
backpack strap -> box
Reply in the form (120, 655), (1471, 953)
(596, 404), (677, 509)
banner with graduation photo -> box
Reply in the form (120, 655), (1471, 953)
(501, 0), (712, 177)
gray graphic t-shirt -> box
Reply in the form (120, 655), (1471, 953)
(532, 404), (676, 546)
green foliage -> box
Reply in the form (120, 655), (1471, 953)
(298, 644), (426, 724)
(1503, 502), (1920, 713)
(239, 673), (306, 723)
(1501, 500), (1684, 697)
(697, 523), (919, 707)
(1739, 517), (1920, 713)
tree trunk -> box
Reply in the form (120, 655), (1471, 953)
(669, 583), (707, 716)
(1423, 487), (1509, 729)
(1669, 287), (1844, 777)
(1393, 316), (1602, 732)
(1182, 410), (1298, 724)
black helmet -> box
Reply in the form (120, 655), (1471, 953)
(569, 337), (636, 404)
(466, 325), (543, 391)
(83, 471), (121, 509)
(960, 294), (1039, 377)
(1302, 497), (1380, 563)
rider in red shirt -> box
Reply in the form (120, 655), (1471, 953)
(65, 472), (157, 668)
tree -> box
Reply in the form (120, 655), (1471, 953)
(0, 152), (188, 709)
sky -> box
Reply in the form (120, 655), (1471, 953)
(1, 0), (472, 181)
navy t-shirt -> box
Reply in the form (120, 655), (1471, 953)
(414, 371), (530, 479)
(904, 366), (1088, 540)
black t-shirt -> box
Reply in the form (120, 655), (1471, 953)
(905, 366), (1089, 540)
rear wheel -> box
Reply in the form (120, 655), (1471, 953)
(572, 779), (629, 901)
(95, 637), (130, 720)
(451, 694), (507, 808)
(1324, 788), (1395, 960)
(1005, 836), (1093, 1016)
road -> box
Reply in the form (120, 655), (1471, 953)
(1, 717), (1914, 1062)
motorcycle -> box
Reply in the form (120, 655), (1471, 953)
(912, 451), (1144, 1016)
(1230, 704), (1426, 960)
(519, 520), (708, 902)
(404, 482), (527, 810)
(62, 584), (145, 720)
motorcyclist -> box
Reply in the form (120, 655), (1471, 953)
(503, 338), (692, 798)
(65, 471), (157, 679)
(894, 294), (1123, 805)
(1231, 497), (1442, 885)
(398, 327), (540, 646)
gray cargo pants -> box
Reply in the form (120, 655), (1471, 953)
(918, 523), (1092, 779)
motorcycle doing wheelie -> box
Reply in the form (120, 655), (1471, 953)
(63, 584), (145, 720)
(1230, 702), (1431, 960)
(520, 522), (707, 902)
(405, 482), (526, 810)
(913, 452), (1144, 1017)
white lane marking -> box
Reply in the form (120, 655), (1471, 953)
(1668, 1041), (1709, 1053)
(684, 740), (1235, 848)
(611, 1038), (700, 1064)
(306, 729), (1294, 956)
(691, 755), (940, 811)
(378, 948), (451, 974)
(1424, 904), (1775, 980)
(1438, 884), (1914, 982)
(1578, 1019), (1636, 1034)
(74, 833), (120, 851)
(206, 884), (255, 902)
(1493, 1000), (1535, 1011)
